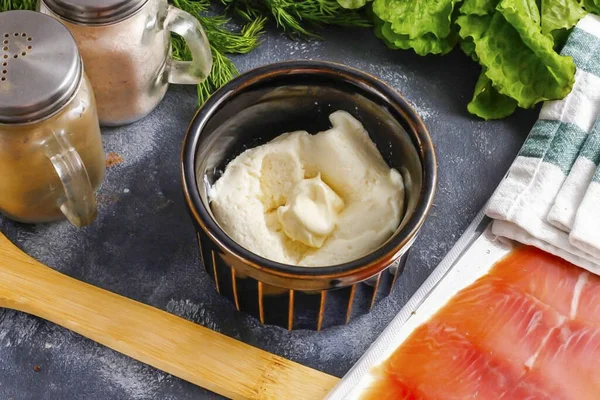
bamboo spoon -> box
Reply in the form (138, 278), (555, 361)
(0, 233), (339, 399)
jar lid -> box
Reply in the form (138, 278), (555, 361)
(0, 11), (82, 124)
(42, 0), (148, 25)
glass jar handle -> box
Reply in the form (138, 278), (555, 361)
(44, 130), (98, 228)
(164, 6), (212, 85)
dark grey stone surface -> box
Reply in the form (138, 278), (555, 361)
(0, 26), (537, 399)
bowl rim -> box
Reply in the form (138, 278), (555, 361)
(181, 60), (437, 281)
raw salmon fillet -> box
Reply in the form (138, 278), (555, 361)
(487, 246), (600, 326)
(363, 322), (523, 400)
(362, 246), (599, 400)
(487, 246), (581, 318)
(500, 370), (570, 400)
(362, 375), (425, 400)
(531, 319), (600, 399)
(573, 274), (600, 325)
(435, 279), (563, 370)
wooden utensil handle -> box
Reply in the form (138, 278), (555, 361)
(0, 234), (339, 399)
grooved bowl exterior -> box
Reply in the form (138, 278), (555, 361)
(182, 61), (436, 330)
(197, 231), (409, 330)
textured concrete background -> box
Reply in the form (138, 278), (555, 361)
(0, 26), (537, 399)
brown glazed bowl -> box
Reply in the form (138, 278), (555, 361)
(182, 61), (436, 330)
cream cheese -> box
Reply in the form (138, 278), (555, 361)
(277, 174), (345, 249)
(209, 111), (405, 267)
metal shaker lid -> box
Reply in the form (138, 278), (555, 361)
(42, 0), (148, 25)
(0, 11), (82, 124)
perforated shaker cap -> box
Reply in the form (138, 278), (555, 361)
(42, 0), (148, 25)
(0, 11), (82, 124)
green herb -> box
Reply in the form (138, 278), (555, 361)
(170, 0), (265, 104)
(223, 0), (371, 37)
(0, 0), (35, 10)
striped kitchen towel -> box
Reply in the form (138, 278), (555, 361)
(571, 158), (600, 258)
(547, 121), (600, 232)
(486, 14), (600, 274)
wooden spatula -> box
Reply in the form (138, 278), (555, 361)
(0, 233), (339, 399)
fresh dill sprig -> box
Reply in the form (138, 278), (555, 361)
(223, 0), (371, 37)
(0, 0), (36, 10)
(170, 0), (265, 104)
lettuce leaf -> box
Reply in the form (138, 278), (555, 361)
(464, 3), (575, 108)
(541, 0), (587, 38)
(371, 0), (585, 119)
(373, 0), (458, 39)
(458, 12), (518, 118)
(468, 71), (518, 119)
(550, 28), (573, 50)
(372, 0), (461, 55)
(460, 0), (500, 15)
(457, 14), (491, 59)
(376, 18), (458, 55)
(336, 0), (371, 9)
(505, 0), (541, 23)
(496, 0), (576, 104)
(461, 39), (478, 59)
(581, 0), (600, 13)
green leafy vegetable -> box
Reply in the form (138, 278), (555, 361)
(499, 0), (574, 103)
(460, 0), (499, 15)
(468, 71), (518, 119)
(375, 15), (458, 55)
(541, 0), (587, 36)
(372, 0), (456, 39)
(456, 0), (577, 117)
(581, 0), (600, 14)
(457, 14), (492, 60)
(468, 12), (575, 108)
(337, 0), (371, 10)
(342, 0), (597, 119)
(550, 28), (573, 49)
(455, 0), (576, 117)
(372, 0), (461, 55)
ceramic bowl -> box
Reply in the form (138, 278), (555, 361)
(182, 61), (436, 330)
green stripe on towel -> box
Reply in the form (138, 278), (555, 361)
(519, 120), (561, 159)
(562, 27), (600, 78)
(588, 119), (600, 182)
(520, 120), (588, 175)
(593, 165), (600, 183)
(578, 132), (600, 165)
(545, 123), (588, 175)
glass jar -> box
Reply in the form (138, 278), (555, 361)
(39, 0), (213, 126)
(0, 11), (105, 227)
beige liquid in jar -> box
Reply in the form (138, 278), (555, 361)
(0, 76), (105, 223)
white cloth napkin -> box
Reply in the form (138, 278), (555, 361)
(486, 14), (600, 274)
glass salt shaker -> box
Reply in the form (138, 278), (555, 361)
(0, 11), (105, 227)
(39, 0), (213, 126)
